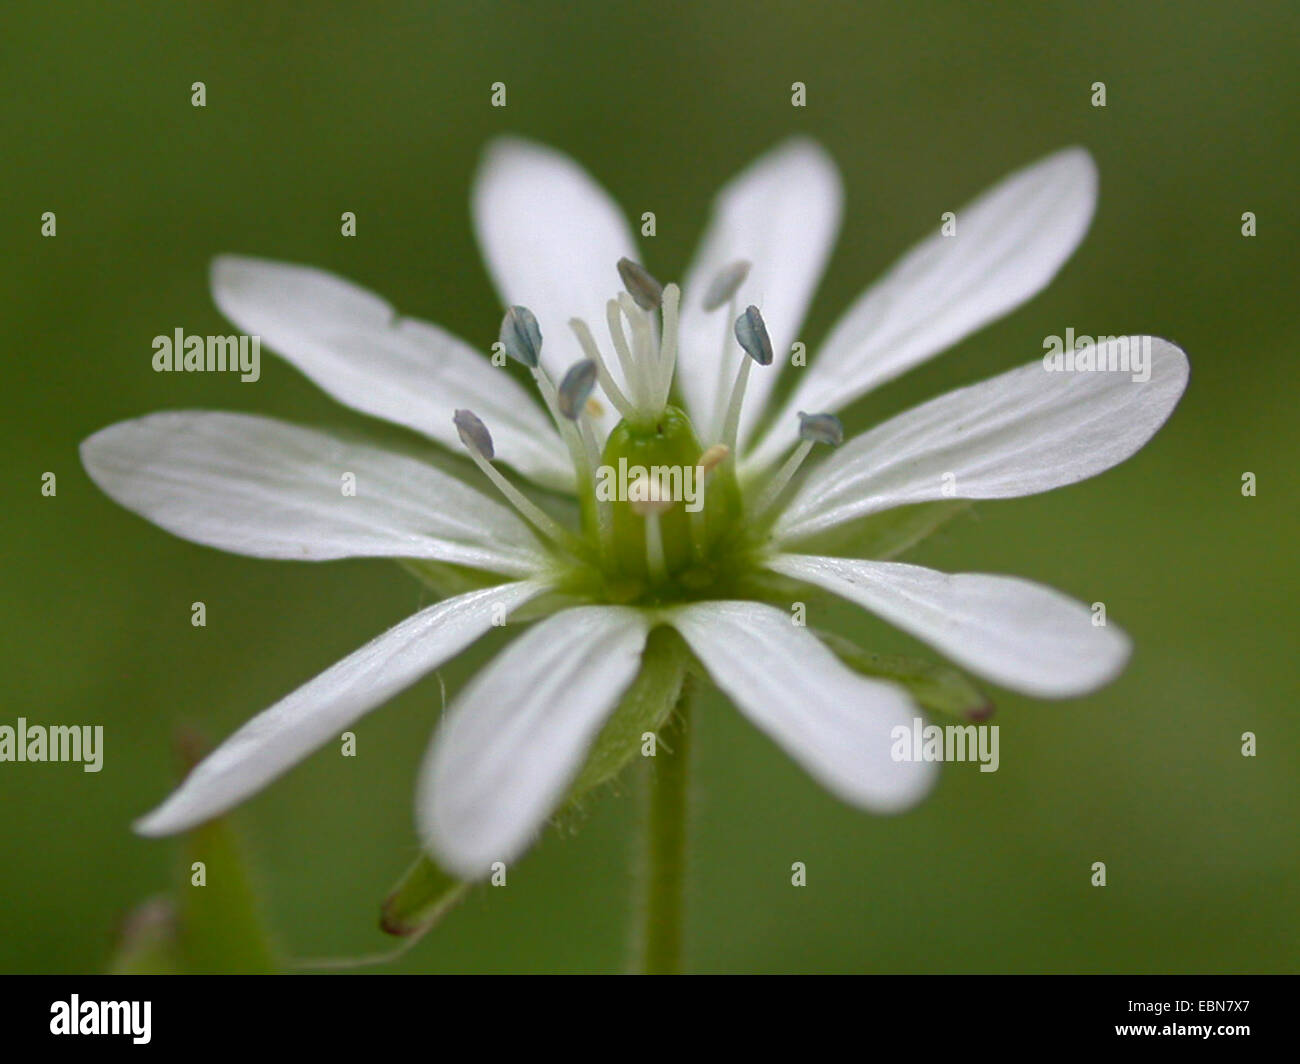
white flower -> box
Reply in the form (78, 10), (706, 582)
(81, 137), (1188, 881)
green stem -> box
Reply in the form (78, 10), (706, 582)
(636, 682), (692, 974)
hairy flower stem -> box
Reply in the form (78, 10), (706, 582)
(635, 682), (692, 974)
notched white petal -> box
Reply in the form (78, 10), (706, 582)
(775, 338), (1189, 541)
(418, 606), (651, 879)
(677, 138), (843, 445)
(668, 600), (936, 812)
(210, 255), (572, 490)
(767, 555), (1131, 698)
(472, 137), (640, 437)
(134, 581), (549, 836)
(747, 147), (1098, 474)
(81, 411), (549, 575)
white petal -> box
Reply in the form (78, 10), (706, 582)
(211, 256), (572, 490)
(135, 581), (548, 835)
(774, 338), (1189, 542)
(676, 139), (842, 444)
(82, 411), (548, 575)
(668, 600), (936, 812)
(419, 606), (650, 878)
(767, 554), (1130, 698)
(472, 137), (639, 437)
(746, 148), (1098, 474)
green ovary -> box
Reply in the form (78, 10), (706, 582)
(585, 406), (747, 604)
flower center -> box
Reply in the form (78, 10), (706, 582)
(453, 259), (843, 606)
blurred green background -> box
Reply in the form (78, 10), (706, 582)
(3, 0), (1296, 973)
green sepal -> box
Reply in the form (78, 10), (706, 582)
(566, 624), (689, 800)
(817, 628), (993, 720)
(780, 499), (972, 560)
(380, 854), (469, 938)
(176, 815), (279, 973)
(400, 558), (521, 599)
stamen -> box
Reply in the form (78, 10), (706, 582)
(557, 360), (598, 420)
(796, 410), (844, 447)
(689, 444), (730, 559)
(553, 360), (612, 555)
(453, 409), (573, 548)
(708, 282), (759, 438)
(702, 260), (751, 312)
(529, 364), (563, 424)
(617, 257), (664, 311)
(710, 295), (739, 438)
(750, 411), (844, 520)
(453, 407), (494, 458)
(499, 306), (542, 368)
(544, 361), (601, 484)
(698, 443), (731, 476)
(733, 304), (774, 366)
(500, 316), (592, 487)
(720, 305), (772, 451)
(569, 318), (636, 421)
(577, 414), (614, 556)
